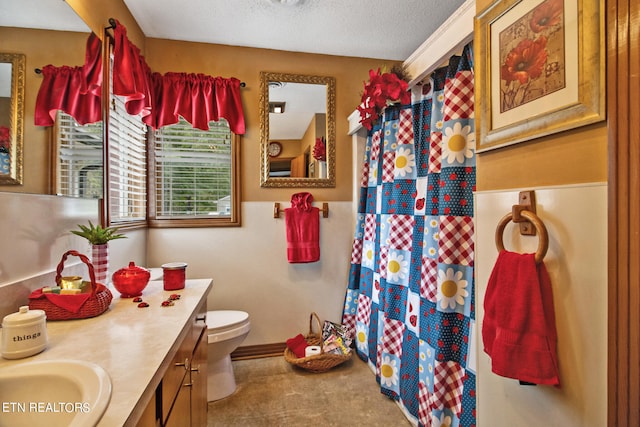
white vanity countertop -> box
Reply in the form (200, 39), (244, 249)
(0, 278), (213, 426)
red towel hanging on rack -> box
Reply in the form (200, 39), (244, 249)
(482, 250), (560, 386)
(285, 192), (320, 263)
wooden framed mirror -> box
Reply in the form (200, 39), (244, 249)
(259, 71), (335, 188)
(0, 53), (25, 185)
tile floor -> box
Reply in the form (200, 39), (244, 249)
(207, 355), (412, 426)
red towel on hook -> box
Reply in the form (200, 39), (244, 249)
(285, 192), (320, 263)
(482, 250), (560, 386)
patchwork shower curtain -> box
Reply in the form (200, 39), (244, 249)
(342, 43), (476, 426)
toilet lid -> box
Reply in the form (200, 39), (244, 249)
(206, 310), (249, 333)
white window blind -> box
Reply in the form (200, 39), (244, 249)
(108, 93), (147, 224)
(54, 111), (103, 198)
(152, 118), (233, 219)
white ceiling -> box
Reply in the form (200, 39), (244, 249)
(2, 0), (466, 61)
(2, 0), (467, 137)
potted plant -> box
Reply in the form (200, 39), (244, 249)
(71, 221), (127, 284)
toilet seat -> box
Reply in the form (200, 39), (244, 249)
(206, 310), (250, 344)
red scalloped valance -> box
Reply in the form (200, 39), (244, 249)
(34, 32), (102, 126)
(148, 72), (245, 133)
(36, 21), (246, 135)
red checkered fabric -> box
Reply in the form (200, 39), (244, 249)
(382, 151), (396, 183)
(370, 129), (382, 161)
(388, 214), (415, 251)
(443, 71), (474, 121)
(379, 246), (389, 278)
(429, 131), (443, 173)
(381, 317), (405, 356)
(438, 216), (475, 266)
(356, 293), (372, 325)
(420, 256), (439, 302)
(364, 213), (377, 241)
(418, 382), (433, 427)
(360, 161), (370, 188)
(342, 314), (356, 339)
(351, 238), (363, 264)
(397, 109), (414, 145)
(429, 361), (466, 414)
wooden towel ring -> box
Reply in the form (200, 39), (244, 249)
(495, 209), (549, 263)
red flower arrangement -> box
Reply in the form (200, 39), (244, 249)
(0, 126), (10, 150)
(313, 137), (326, 161)
(357, 67), (411, 130)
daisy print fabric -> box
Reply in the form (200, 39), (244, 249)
(343, 43), (477, 426)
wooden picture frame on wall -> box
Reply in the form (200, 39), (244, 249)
(474, 0), (605, 152)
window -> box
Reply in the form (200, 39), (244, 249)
(53, 111), (103, 199)
(149, 118), (241, 227)
(107, 92), (147, 225)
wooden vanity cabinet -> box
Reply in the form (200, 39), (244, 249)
(164, 300), (208, 426)
(137, 300), (208, 427)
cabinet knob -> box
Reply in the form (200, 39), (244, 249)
(190, 364), (200, 373)
(196, 314), (206, 323)
(175, 358), (190, 371)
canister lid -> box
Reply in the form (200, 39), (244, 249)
(161, 262), (188, 270)
(2, 306), (46, 327)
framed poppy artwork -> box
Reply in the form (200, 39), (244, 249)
(475, 0), (604, 152)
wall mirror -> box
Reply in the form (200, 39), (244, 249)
(1, 2), (98, 195)
(259, 71), (335, 188)
(0, 53), (25, 185)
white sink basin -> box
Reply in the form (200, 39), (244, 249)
(0, 359), (112, 427)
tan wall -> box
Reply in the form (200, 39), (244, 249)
(65, 0), (144, 47)
(474, 0), (608, 190)
(144, 38), (389, 201)
(0, 27), (88, 194)
(473, 0), (608, 426)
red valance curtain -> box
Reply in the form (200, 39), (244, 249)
(113, 21), (245, 134)
(148, 72), (245, 133)
(34, 32), (102, 126)
(35, 21), (246, 134)
(112, 21), (153, 120)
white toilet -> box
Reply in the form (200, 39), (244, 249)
(205, 310), (251, 401)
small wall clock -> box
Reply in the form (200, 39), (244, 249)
(268, 141), (282, 157)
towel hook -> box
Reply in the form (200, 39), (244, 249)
(495, 209), (549, 264)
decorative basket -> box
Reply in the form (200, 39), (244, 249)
(29, 250), (113, 320)
(284, 312), (352, 373)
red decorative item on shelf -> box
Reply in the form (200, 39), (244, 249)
(28, 250), (113, 320)
(162, 262), (187, 291)
(112, 261), (151, 298)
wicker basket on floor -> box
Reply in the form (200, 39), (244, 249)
(284, 312), (351, 373)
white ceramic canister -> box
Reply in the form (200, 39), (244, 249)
(1, 306), (48, 359)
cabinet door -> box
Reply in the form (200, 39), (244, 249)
(164, 381), (191, 427)
(190, 327), (208, 427)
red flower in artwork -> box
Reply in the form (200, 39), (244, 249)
(358, 68), (411, 130)
(500, 36), (548, 84)
(529, 0), (564, 33)
(0, 126), (10, 149)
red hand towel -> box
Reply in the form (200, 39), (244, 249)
(285, 192), (320, 263)
(286, 334), (308, 358)
(482, 250), (560, 386)
(28, 286), (98, 313)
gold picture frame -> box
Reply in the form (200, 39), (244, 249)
(475, 0), (604, 152)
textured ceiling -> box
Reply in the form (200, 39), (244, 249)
(125, 0), (466, 61)
(2, 0), (468, 137)
(2, 0), (466, 61)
